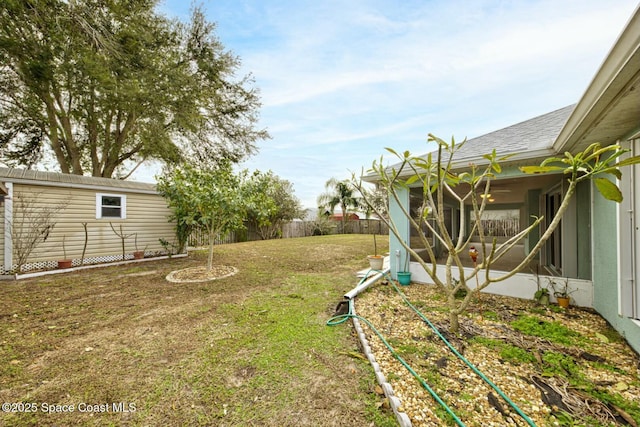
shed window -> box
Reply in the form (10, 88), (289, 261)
(96, 193), (126, 219)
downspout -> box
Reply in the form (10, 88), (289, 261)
(4, 182), (13, 273)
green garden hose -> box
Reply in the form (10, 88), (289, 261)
(328, 269), (537, 427)
(388, 278), (537, 427)
(327, 290), (467, 426)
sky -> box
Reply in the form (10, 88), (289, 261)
(141, 0), (639, 208)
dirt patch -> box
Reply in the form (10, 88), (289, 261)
(165, 265), (238, 282)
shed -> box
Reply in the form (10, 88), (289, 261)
(0, 168), (177, 273)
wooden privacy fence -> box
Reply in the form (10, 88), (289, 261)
(283, 218), (389, 237)
(187, 219), (389, 247)
(340, 219), (389, 235)
(187, 229), (237, 248)
(282, 221), (311, 238)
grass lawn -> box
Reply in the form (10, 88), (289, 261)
(0, 234), (396, 426)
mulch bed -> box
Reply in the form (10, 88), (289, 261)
(356, 281), (640, 426)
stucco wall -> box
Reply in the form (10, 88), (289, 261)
(389, 186), (410, 279)
(592, 183), (640, 354)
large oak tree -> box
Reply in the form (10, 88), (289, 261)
(0, 0), (268, 177)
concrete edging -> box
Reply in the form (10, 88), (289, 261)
(351, 300), (412, 427)
(12, 253), (188, 280)
(345, 263), (412, 427)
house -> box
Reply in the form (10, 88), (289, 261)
(0, 168), (178, 274)
(327, 212), (360, 221)
(370, 6), (640, 352)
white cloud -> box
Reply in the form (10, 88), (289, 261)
(160, 0), (638, 208)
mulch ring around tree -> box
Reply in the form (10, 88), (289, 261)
(165, 265), (238, 283)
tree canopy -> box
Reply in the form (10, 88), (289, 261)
(157, 162), (245, 271)
(243, 170), (304, 239)
(317, 177), (362, 233)
(158, 166), (304, 269)
(0, 0), (268, 177)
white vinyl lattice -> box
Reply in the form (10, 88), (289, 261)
(2, 253), (146, 275)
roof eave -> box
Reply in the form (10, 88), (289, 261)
(553, 5), (640, 152)
(0, 168), (159, 194)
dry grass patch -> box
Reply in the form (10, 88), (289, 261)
(0, 235), (395, 427)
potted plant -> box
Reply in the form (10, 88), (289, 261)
(549, 277), (574, 308)
(133, 234), (145, 260)
(397, 247), (411, 286)
(367, 233), (384, 270)
(57, 235), (72, 269)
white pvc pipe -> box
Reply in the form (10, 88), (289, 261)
(343, 267), (390, 300)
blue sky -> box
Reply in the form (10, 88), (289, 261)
(144, 0), (638, 208)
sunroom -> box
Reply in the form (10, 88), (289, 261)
(361, 4), (640, 353)
(368, 105), (595, 307)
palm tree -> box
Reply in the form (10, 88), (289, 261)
(317, 177), (362, 233)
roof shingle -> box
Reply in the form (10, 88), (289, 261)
(448, 104), (576, 162)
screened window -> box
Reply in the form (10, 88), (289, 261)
(96, 193), (126, 219)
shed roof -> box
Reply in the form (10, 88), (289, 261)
(0, 167), (158, 194)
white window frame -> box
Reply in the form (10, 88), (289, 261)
(540, 183), (563, 276)
(96, 193), (127, 219)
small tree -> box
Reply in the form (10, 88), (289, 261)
(157, 163), (245, 271)
(243, 170), (304, 240)
(109, 223), (134, 261)
(356, 135), (640, 332)
(10, 193), (64, 272)
(317, 177), (362, 233)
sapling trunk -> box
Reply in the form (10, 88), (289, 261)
(109, 223), (134, 261)
(373, 233), (377, 256)
(207, 229), (215, 271)
(81, 222), (88, 265)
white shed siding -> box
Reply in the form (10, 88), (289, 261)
(12, 183), (174, 264)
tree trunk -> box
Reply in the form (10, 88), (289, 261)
(207, 225), (215, 272)
(445, 290), (459, 333)
(42, 94), (70, 174)
(449, 309), (460, 333)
